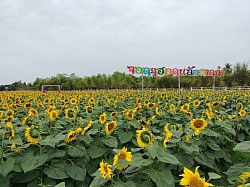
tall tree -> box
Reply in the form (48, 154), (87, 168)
(223, 63), (233, 87)
(233, 62), (249, 86)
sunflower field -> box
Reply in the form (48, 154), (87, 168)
(0, 89), (250, 187)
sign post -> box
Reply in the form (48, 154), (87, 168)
(212, 76), (215, 91)
(178, 75), (181, 97)
(141, 71), (144, 103)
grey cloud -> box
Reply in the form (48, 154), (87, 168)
(0, 0), (250, 84)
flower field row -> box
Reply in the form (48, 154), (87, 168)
(0, 90), (250, 187)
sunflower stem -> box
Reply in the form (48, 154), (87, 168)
(0, 133), (5, 160)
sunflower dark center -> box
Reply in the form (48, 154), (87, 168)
(52, 112), (57, 118)
(69, 132), (76, 139)
(194, 120), (203, 128)
(108, 123), (114, 131)
(140, 120), (147, 125)
(101, 115), (105, 121)
(189, 177), (203, 187)
(118, 152), (126, 160)
(148, 103), (154, 108)
(104, 165), (109, 173)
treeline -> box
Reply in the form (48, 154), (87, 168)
(1, 62), (249, 91)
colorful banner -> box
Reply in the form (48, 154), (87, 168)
(127, 66), (225, 77)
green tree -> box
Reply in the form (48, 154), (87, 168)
(233, 62), (250, 86)
(223, 63), (233, 87)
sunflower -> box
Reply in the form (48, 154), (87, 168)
(6, 122), (15, 140)
(88, 97), (95, 105)
(44, 98), (50, 105)
(185, 135), (191, 142)
(99, 160), (112, 179)
(155, 107), (160, 115)
(25, 125), (41, 144)
(11, 143), (21, 153)
(212, 102), (220, 107)
(0, 111), (3, 119)
(65, 108), (77, 120)
(113, 147), (132, 170)
(179, 166), (214, 187)
(193, 100), (201, 107)
(138, 119), (147, 125)
(70, 98), (77, 105)
(239, 109), (246, 117)
(99, 113), (107, 124)
(137, 98), (142, 104)
(146, 115), (155, 125)
(37, 103), (44, 109)
(4, 116), (14, 122)
(169, 104), (176, 112)
(65, 130), (78, 143)
(21, 111), (28, 122)
(147, 102), (156, 110)
(110, 111), (118, 118)
(105, 121), (117, 135)
(125, 110), (135, 121)
(28, 108), (39, 118)
(85, 106), (93, 114)
(46, 106), (55, 114)
(82, 120), (93, 135)
(180, 103), (190, 113)
(186, 112), (193, 117)
(136, 127), (154, 148)
(10, 104), (18, 110)
(64, 98), (69, 103)
(49, 110), (59, 121)
(24, 102), (32, 108)
(203, 108), (214, 120)
(163, 124), (173, 148)
(190, 118), (208, 135)
(6, 109), (14, 116)
(163, 102), (168, 110)
(239, 171), (250, 184)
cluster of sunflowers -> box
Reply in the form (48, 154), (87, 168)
(0, 89), (249, 186)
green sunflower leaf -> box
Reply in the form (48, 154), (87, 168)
(0, 175), (10, 187)
(147, 142), (158, 159)
(66, 164), (86, 181)
(39, 135), (59, 148)
(208, 172), (221, 180)
(149, 167), (174, 187)
(87, 145), (106, 159)
(44, 163), (68, 180)
(118, 130), (133, 144)
(114, 181), (136, 187)
(157, 146), (181, 165)
(54, 182), (66, 187)
(130, 153), (153, 167)
(68, 144), (86, 157)
(102, 136), (118, 148)
(21, 153), (48, 173)
(11, 169), (40, 183)
(89, 175), (107, 187)
(233, 141), (250, 153)
(4, 135), (23, 146)
(0, 157), (15, 177)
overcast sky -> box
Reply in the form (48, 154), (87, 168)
(0, 0), (250, 84)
